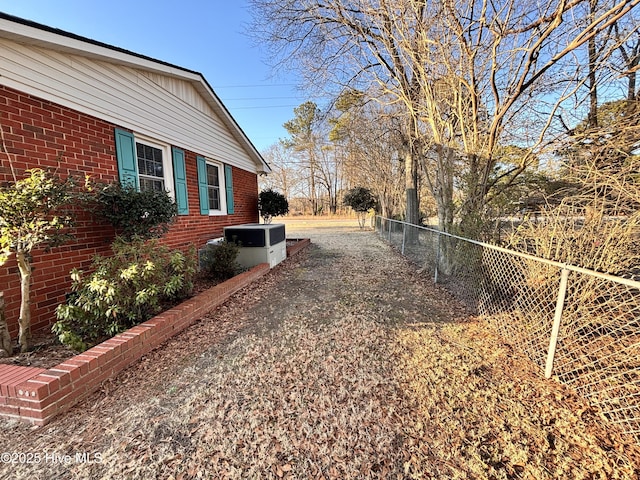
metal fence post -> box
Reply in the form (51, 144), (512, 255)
(388, 219), (392, 242)
(434, 232), (441, 284)
(545, 268), (570, 379)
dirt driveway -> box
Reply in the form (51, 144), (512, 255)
(0, 218), (638, 479)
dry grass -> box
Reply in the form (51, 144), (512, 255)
(0, 221), (637, 479)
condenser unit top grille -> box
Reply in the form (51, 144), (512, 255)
(223, 223), (286, 248)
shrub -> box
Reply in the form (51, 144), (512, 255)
(89, 182), (177, 240)
(200, 240), (241, 281)
(343, 186), (377, 228)
(0, 168), (78, 352)
(53, 237), (196, 351)
(258, 189), (289, 224)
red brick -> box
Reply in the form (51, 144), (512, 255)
(15, 380), (48, 399)
(6, 396), (38, 409)
(0, 404), (20, 416)
(0, 366), (47, 397)
(50, 363), (82, 383)
(73, 354), (100, 373)
(35, 383), (74, 409)
(24, 373), (60, 396)
(42, 369), (73, 388)
(34, 402), (59, 421)
(19, 407), (46, 420)
(59, 358), (90, 378)
(86, 345), (116, 363)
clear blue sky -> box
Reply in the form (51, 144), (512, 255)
(0, 0), (306, 153)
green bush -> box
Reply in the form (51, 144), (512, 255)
(89, 182), (177, 240)
(258, 189), (289, 224)
(200, 240), (241, 281)
(343, 186), (377, 228)
(343, 186), (377, 212)
(53, 237), (196, 351)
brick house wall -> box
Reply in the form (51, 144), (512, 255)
(0, 85), (259, 337)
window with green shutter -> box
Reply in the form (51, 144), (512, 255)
(114, 128), (181, 206)
(114, 128), (139, 189)
(197, 156), (210, 215)
(197, 157), (232, 216)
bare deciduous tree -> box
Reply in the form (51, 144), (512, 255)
(259, 142), (304, 205)
(250, 0), (640, 234)
(329, 89), (407, 218)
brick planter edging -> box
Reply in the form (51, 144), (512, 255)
(286, 238), (311, 257)
(0, 262), (271, 426)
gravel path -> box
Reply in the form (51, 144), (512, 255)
(0, 220), (637, 479)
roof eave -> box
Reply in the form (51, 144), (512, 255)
(0, 12), (271, 174)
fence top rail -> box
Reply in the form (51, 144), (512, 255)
(376, 215), (640, 290)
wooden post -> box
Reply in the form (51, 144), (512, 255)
(0, 292), (11, 357)
(545, 268), (570, 379)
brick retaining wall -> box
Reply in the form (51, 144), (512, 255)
(0, 238), (311, 426)
(286, 238), (311, 257)
(0, 263), (271, 425)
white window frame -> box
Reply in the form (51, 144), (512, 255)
(206, 159), (227, 216)
(134, 134), (175, 200)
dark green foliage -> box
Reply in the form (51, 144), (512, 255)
(343, 186), (377, 228)
(343, 186), (377, 212)
(53, 237), (196, 351)
(258, 189), (289, 224)
(200, 240), (241, 281)
(89, 182), (177, 240)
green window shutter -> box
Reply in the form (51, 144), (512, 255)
(114, 128), (139, 189)
(224, 164), (234, 214)
(172, 147), (189, 215)
(197, 156), (209, 215)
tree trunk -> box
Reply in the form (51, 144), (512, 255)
(0, 293), (11, 357)
(432, 145), (456, 275)
(16, 251), (32, 353)
(405, 148), (420, 244)
(434, 145), (455, 233)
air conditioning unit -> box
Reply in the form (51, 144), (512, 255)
(223, 223), (287, 268)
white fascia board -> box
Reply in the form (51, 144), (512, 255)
(0, 16), (188, 78)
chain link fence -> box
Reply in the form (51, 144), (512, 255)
(375, 216), (640, 443)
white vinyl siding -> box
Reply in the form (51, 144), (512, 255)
(0, 37), (259, 173)
(141, 71), (216, 117)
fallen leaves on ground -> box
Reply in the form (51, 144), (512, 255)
(0, 223), (637, 479)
